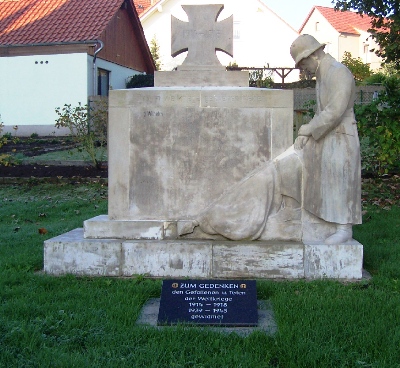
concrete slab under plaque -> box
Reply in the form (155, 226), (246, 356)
(136, 298), (277, 337)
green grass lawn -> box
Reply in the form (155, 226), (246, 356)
(0, 182), (399, 367)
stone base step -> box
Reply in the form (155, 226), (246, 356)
(44, 228), (363, 280)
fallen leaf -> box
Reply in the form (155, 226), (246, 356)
(38, 228), (48, 235)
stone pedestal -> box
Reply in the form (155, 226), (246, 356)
(44, 229), (363, 279)
(43, 85), (364, 280)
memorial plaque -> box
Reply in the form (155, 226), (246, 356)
(157, 279), (258, 326)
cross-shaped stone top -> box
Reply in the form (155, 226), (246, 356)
(171, 4), (233, 71)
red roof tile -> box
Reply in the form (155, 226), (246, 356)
(0, 0), (125, 45)
(137, 0), (162, 18)
(300, 6), (375, 35)
(134, 0), (152, 15)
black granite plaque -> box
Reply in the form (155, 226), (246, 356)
(157, 279), (258, 326)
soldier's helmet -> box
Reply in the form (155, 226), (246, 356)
(290, 34), (325, 68)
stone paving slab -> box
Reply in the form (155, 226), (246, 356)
(136, 298), (277, 337)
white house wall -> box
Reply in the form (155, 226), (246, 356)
(357, 30), (382, 70)
(141, 0), (300, 82)
(338, 34), (360, 61)
(0, 54), (144, 136)
(301, 8), (382, 71)
(87, 56), (143, 96)
(0, 53), (87, 136)
(300, 9), (341, 60)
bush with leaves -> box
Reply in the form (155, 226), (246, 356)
(359, 136), (379, 174)
(0, 117), (6, 148)
(249, 69), (274, 88)
(126, 74), (154, 88)
(341, 51), (372, 83)
(362, 72), (387, 85)
(150, 35), (161, 71)
(0, 118), (9, 166)
(355, 76), (400, 174)
(0, 117), (20, 166)
(55, 99), (108, 169)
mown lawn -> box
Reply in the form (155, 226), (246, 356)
(0, 180), (399, 368)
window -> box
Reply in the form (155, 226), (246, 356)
(315, 22), (320, 31)
(97, 68), (110, 96)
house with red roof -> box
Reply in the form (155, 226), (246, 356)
(134, 0), (300, 82)
(135, 0), (153, 16)
(0, 0), (155, 136)
(299, 6), (383, 70)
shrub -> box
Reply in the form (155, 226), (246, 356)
(150, 35), (161, 71)
(0, 117), (20, 166)
(55, 99), (108, 169)
(249, 69), (273, 88)
(342, 51), (372, 82)
(126, 74), (154, 88)
(355, 76), (400, 174)
(359, 136), (379, 174)
(363, 72), (387, 85)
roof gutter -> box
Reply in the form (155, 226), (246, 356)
(93, 39), (104, 63)
(92, 40), (104, 96)
(0, 40), (101, 48)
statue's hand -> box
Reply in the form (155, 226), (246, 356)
(294, 135), (309, 150)
(298, 124), (312, 137)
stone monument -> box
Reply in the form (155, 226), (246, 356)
(44, 5), (363, 280)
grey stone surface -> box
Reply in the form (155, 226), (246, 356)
(304, 240), (363, 279)
(108, 87), (293, 221)
(84, 215), (178, 240)
(154, 70), (249, 87)
(44, 229), (122, 276)
(136, 298), (277, 337)
(213, 242), (304, 279)
(171, 4), (233, 71)
(122, 240), (213, 278)
(44, 229), (364, 279)
(154, 4), (246, 87)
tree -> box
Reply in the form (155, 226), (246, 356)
(334, 1), (400, 70)
(355, 75), (400, 174)
(341, 51), (373, 81)
(150, 35), (161, 71)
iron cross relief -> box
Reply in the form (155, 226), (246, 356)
(171, 4), (233, 71)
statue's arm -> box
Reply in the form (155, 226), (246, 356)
(305, 66), (354, 141)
